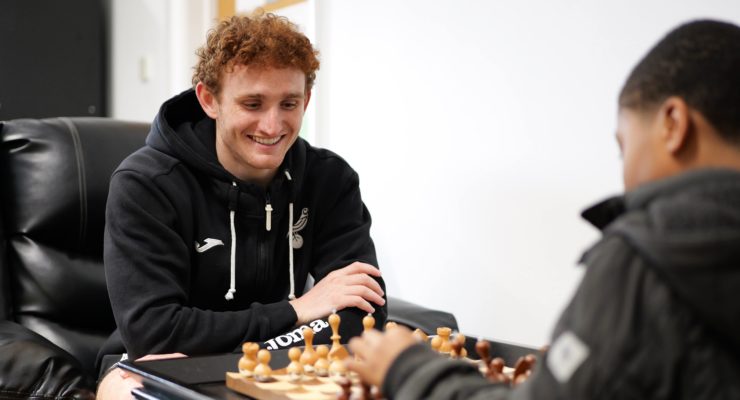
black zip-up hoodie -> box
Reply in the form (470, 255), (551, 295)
(382, 169), (740, 399)
(99, 89), (386, 361)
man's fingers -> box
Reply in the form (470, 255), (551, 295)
(348, 296), (375, 315)
(333, 262), (382, 277)
(348, 285), (385, 306)
(348, 336), (366, 359)
(341, 274), (385, 299)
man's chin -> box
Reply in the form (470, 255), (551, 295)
(247, 159), (285, 173)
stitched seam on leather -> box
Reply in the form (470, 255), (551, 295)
(59, 117), (88, 247)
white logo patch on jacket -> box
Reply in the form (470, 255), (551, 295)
(289, 208), (309, 249)
(263, 318), (329, 350)
(547, 330), (590, 383)
(194, 238), (224, 253)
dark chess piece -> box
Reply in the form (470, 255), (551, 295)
(487, 357), (510, 384)
(336, 377), (352, 400)
(360, 381), (372, 400)
(512, 354), (537, 386)
(451, 335), (465, 359)
(475, 338), (491, 373)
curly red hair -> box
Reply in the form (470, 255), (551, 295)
(193, 13), (320, 94)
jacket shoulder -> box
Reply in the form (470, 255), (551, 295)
(114, 145), (182, 180)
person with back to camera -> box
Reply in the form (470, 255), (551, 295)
(348, 19), (740, 400)
(96, 12), (387, 398)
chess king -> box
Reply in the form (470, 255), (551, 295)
(348, 19), (740, 399)
(96, 12), (387, 398)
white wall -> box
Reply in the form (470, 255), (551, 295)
(109, 0), (740, 346)
(312, 1), (740, 346)
(110, 0), (215, 121)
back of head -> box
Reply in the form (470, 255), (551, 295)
(619, 20), (740, 145)
(192, 13), (320, 95)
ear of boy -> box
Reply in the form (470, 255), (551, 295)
(659, 96), (691, 155)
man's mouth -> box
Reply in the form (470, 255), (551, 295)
(249, 135), (282, 145)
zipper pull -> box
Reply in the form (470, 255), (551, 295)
(265, 200), (273, 231)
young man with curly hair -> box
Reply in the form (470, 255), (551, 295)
(96, 13), (386, 397)
(348, 19), (740, 400)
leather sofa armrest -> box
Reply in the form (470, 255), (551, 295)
(0, 321), (95, 399)
(386, 296), (459, 334)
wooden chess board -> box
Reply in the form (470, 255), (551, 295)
(226, 370), (365, 400)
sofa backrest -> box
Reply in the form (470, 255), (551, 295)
(0, 117), (149, 377)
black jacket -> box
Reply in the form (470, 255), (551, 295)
(384, 169), (740, 400)
(99, 90), (386, 361)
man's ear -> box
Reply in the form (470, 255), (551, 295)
(303, 89), (312, 111)
(195, 81), (219, 119)
(659, 96), (691, 154)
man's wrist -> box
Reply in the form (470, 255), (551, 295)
(288, 298), (305, 324)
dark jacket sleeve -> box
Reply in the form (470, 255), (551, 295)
(310, 169), (387, 339)
(383, 235), (675, 400)
(104, 170), (296, 359)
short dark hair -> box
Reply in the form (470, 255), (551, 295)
(619, 20), (740, 144)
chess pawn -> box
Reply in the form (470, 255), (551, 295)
(314, 345), (331, 377)
(437, 327), (452, 354)
(412, 328), (429, 343)
(384, 321), (398, 330)
(329, 311), (349, 361)
(361, 381), (372, 400)
(487, 357), (510, 384)
(363, 313), (375, 333)
(254, 349), (273, 382)
(430, 335), (442, 353)
(475, 338), (491, 374)
(453, 333), (468, 358)
(450, 334), (466, 359)
(238, 342), (258, 377)
(512, 354), (536, 386)
(329, 358), (348, 379)
(336, 377), (352, 400)
(286, 347), (304, 383)
(300, 327), (318, 372)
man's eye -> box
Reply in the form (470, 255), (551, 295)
(244, 103), (260, 110)
(282, 102), (298, 110)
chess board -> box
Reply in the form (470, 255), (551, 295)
(226, 314), (539, 400)
(226, 370), (365, 400)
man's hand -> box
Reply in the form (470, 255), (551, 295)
(289, 262), (385, 324)
(96, 353), (187, 400)
(347, 326), (417, 387)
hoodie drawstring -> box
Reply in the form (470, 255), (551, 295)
(224, 173), (297, 302)
(285, 170), (296, 301)
(225, 181), (238, 300)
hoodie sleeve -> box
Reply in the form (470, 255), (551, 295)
(382, 234), (684, 400)
(104, 169), (296, 359)
(309, 168), (388, 338)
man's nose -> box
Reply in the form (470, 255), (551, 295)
(257, 107), (282, 136)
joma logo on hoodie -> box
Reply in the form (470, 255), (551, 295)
(263, 318), (329, 350)
(194, 238), (224, 253)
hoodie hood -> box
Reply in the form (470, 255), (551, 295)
(145, 89), (307, 193)
(147, 89), (231, 181)
(582, 169), (740, 352)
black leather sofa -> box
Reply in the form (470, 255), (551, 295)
(1, 118), (150, 399)
(0, 117), (458, 399)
